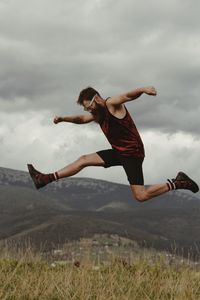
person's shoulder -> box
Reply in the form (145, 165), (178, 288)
(105, 97), (127, 118)
(106, 96), (124, 109)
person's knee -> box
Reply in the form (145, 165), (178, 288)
(78, 155), (88, 167)
(133, 190), (149, 202)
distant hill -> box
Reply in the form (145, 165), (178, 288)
(0, 166), (200, 258)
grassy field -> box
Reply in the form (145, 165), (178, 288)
(1, 245), (200, 300)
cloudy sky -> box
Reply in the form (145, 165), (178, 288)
(0, 0), (200, 187)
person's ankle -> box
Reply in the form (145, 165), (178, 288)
(53, 172), (59, 181)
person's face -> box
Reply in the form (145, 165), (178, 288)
(82, 94), (98, 113)
(83, 95), (105, 123)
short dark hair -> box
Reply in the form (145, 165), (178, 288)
(77, 87), (100, 105)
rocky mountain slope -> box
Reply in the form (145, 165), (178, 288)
(0, 166), (200, 258)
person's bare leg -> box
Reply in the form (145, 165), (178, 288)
(131, 183), (169, 202)
(28, 153), (105, 189)
(57, 153), (105, 179)
(131, 171), (199, 202)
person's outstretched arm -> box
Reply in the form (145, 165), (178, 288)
(107, 86), (157, 106)
(54, 114), (95, 125)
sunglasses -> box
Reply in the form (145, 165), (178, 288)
(84, 94), (97, 111)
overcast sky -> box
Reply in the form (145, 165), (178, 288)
(0, 0), (200, 188)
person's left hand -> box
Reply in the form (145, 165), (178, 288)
(144, 86), (157, 96)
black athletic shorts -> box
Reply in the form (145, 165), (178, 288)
(96, 149), (144, 185)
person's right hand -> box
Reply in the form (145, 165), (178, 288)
(54, 116), (63, 124)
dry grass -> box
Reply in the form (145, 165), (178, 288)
(0, 247), (200, 300)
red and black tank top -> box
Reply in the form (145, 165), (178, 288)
(99, 100), (145, 158)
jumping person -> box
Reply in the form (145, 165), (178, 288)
(27, 86), (199, 202)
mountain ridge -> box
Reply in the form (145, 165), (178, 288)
(1, 165), (200, 258)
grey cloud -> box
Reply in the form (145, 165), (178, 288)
(0, 0), (200, 137)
